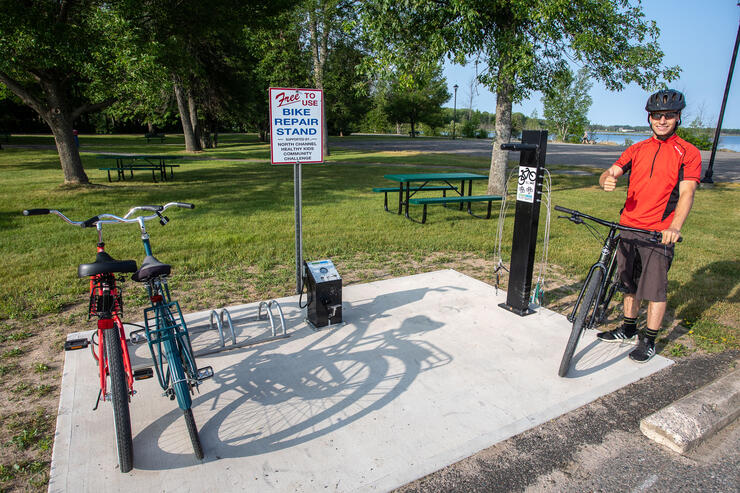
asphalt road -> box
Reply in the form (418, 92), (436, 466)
(330, 137), (739, 183)
(396, 350), (739, 493)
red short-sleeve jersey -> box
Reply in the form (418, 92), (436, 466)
(614, 134), (702, 231)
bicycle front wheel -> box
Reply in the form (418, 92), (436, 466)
(559, 270), (603, 377)
(184, 408), (204, 460)
(104, 329), (134, 472)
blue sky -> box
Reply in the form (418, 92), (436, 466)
(443, 1), (740, 128)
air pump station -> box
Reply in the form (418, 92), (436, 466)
(499, 130), (548, 316)
(303, 259), (343, 329)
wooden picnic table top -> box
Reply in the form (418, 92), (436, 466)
(383, 172), (488, 182)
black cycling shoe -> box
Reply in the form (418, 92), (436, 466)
(629, 336), (656, 363)
(596, 325), (637, 344)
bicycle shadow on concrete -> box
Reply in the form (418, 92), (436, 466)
(132, 285), (460, 470)
(563, 338), (632, 378)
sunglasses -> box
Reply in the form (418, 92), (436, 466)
(649, 111), (679, 120)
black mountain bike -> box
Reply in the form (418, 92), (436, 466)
(554, 206), (680, 377)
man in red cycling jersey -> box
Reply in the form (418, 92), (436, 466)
(596, 89), (701, 362)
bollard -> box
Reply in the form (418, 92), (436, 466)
(498, 130), (548, 316)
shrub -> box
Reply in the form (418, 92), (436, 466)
(676, 128), (712, 150)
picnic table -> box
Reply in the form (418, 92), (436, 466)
(381, 172), (502, 223)
(95, 153), (181, 182)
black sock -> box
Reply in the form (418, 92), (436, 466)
(623, 316), (638, 336)
(645, 327), (659, 343)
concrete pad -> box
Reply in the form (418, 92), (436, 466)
(49, 270), (672, 492)
(640, 366), (740, 454)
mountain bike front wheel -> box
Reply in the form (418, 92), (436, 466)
(559, 270), (603, 377)
(104, 328), (134, 472)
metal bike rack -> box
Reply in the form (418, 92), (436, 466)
(189, 299), (289, 357)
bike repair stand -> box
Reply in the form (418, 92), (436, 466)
(498, 130), (548, 316)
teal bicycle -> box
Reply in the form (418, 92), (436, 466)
(118, 202), (213, 459)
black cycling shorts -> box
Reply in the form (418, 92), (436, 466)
(616, 230), (674, 302)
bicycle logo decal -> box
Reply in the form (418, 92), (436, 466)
(517, 166), (537, 203)
(518, 168), (537, 185)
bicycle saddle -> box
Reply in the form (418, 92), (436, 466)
(131, 255), (171, 282)
(77, 251), (138, 278)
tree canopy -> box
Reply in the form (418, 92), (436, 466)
(543, 67), (593, 142)
(359, 0), (680, 192)
(382, 67), (450, 137)
(0, 0), (147, 183)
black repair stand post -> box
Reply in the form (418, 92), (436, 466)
(498, 130), (548, 316)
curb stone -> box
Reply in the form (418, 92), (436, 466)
(640, 363), (740, 454)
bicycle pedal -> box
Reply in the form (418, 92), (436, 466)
(133, 368), (154, 380)
(64, 338), (90, 351)
(196, 366), (214, 381)
(129, 329), (147, 345)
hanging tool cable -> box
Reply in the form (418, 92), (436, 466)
(531, 168), (552, 306)
(493, 167), (520, 294)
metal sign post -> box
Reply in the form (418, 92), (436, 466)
(294, 160), (303, 293)
(268, 88), (324, 294)
(499, 130), (548, 316)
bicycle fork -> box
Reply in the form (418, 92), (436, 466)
(93, 315), (134, 411)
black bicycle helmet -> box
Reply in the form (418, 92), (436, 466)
(645, 89), (686, 112)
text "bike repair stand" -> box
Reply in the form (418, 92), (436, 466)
(499, 130), (548, 316)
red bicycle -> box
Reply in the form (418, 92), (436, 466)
(23, 208), (144, 473)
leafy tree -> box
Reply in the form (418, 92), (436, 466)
(511, 112), (526, 138)
(524, 109), (542, 130)
(123, 0), (298, 151)
(0, 0), (145, 184)
(323, 40), (373, 136)
(542, 67), (593, 141)
(676, 127), (712, 150)
(247, 9), (312, 141)
(360, 0), (679, 193)
(301, 0), (358, 154)
(382, 67), (450, 137)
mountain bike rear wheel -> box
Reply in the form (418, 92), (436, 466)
(559, 270), (603, 377)
(104, 328), (134, 472)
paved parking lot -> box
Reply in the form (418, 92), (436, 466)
(331, 136), (739, 183)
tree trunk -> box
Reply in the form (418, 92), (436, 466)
(48, 112), (89, 185)
(410, 121), (416, 137)
(173, 81), (201, 152)
(488, 80), (513, 195)
(308, 6), (330, 157)
(188, 92), (203, 148)
(147, 122), (154, 133)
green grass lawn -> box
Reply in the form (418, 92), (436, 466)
(1, 133), (737, 345)
(0, 132), (738, 490)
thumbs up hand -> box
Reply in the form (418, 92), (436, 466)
(602, 167), (619, 192)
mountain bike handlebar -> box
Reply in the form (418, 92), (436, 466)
(554, 205), (682, 243)
(23, 202), (194, 228)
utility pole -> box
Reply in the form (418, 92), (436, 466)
(452, 84), (459, 140)
(703, 16), (739, 184)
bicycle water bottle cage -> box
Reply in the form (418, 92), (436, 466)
(131, 255), (171, 282)
(77, 251), (138, 278)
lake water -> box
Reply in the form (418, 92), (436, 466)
(591, 132), (740, 152)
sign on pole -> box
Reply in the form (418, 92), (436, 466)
(516, 166), (537, 203)
(268, 87), (325, 294)
(269, 87), (324, 164)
